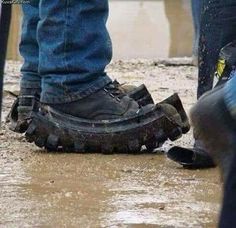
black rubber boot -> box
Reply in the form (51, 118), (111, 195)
(219, 152), (236, 228)
(190, 85), (236, 180)
(167, 139), (215, 169)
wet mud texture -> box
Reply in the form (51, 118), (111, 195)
(1, 60), (221, 227)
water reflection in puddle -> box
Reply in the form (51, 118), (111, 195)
(0, 151), (220, 227)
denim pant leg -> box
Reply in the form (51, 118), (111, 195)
(219, 151), (236, 228)
(198, 0), (236, 98)
(20, 1), (41, 90)
(224, 75), (236, 118)
(191, 0), (202, 57)
(38, 0), (112, 104)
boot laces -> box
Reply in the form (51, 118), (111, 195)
(104, 82), (125, 101)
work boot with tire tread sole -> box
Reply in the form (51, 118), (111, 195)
(23, 100), (184, 153)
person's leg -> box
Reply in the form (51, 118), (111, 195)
(191, 1), (236, 215)
(0, 4), (11, 123)
(219, 151), (236, 228)
(190, 71), (236, 228)
(10, 0), (190, 152)
(164, 0), (192, 57)
(16, 1), (42, 125)
(167, 0), (236, 169)
(198, 0), (236, 98)
(191, 0), (202, 58)
(224, 73), (236, 117)
(38, 0), (112, 104)
(19, 0), (41, 94)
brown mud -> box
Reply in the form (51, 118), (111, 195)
(1, 60), (221, 227)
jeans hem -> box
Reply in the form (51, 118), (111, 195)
(40, 76), (112, 104)
(20, 80), (41, 89)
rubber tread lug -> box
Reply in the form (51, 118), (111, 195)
(25, 124), (36, 136)
(154, 129), (167, 142)
(128, 139), (140, 152)
(74, 142), (85, 153)
(35, 136), (46, 148)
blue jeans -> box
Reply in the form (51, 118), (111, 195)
(20, 0), (112, 104)
(198, 0), (236, 98)
(191, 0), (202, 57)
(225, 73), (236, 117)
(200, 1), (236, 225)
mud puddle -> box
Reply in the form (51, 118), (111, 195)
(1, 60), (221, 227)
(0, 150), (220, 227)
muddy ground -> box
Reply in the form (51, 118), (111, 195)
(1, 60), (221, 227)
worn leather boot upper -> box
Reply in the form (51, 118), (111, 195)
(50, 82), (142, 120)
